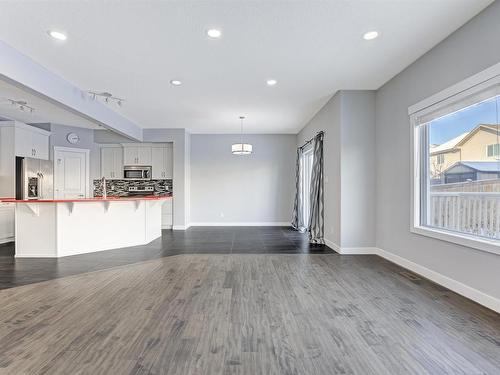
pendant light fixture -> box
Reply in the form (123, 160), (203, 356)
(232, 116), (253, 155)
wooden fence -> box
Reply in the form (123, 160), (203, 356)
(431, 178), (500, 192)
(429, 192), (500, 239)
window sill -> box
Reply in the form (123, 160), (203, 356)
(411, 226), (500, 256)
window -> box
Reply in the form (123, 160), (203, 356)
(299, 146), (314, 230)
(411, 71), (500, 255)
(487, 143), (500, 157)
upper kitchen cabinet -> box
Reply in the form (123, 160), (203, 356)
(0, 121), (50, 197)
(0, 121), (50, 160)
(151, 144), (173, 179)
(123, 144), (152, 166)
(100, 145), (123, 179)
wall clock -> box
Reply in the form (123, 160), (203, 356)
(67, 132), (80, 144)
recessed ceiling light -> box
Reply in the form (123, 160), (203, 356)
(170, 80), (182, 86)
(47, 30), (67, 41)
(206, 29), (222, 39)
(363, 31), (379, 41)
(266, 79), (277, 86)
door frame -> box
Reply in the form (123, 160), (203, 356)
(53, 146), (91, 199)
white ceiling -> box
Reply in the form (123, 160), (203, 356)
(0, 0), (493, 134)
(0, 79), (102, 129)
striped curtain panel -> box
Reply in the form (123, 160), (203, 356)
(308, 133), (324, 244)
(291, 148), (303, 230)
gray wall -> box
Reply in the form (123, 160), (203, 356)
(375, 1), (500, 300)
(190, 134), (296, 224)
(341, 91), (376, 248)
(143, 128), (190, 228)
(32, 123), (101, 182)
(297, 93), (342, 245)
(297, 91), (376, 248)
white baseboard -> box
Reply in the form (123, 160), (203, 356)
(15, 253), (56, 258)
(324, 238), (340, 252)
(324, 238), (376, 255)
(339, 246), (378, 255)
(0, 236), (14, 244)
(172, 225), (190, 230)
(322, 239), (499, 312)
(374, 247), (500, 313)
(189, 222), (291, 227)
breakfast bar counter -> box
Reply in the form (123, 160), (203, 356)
(2, 195), (171, 258)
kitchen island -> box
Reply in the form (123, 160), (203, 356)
(1, 195), (171, 258)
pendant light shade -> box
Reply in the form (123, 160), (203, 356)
(232, 116), (253, 155)
(231, 143), (253, 155)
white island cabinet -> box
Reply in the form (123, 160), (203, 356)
(0, 203), (14, 244)
(6, 196), (171, 258)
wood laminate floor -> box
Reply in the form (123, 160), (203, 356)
(0, 227), (333, 290)
(0, 228), (499, 374)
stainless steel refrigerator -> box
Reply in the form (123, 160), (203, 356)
(15, 157), (54, 200)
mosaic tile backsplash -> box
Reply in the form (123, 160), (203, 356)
(93, 179), (172, 197)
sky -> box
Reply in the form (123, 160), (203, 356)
(429, 96), (499, 145)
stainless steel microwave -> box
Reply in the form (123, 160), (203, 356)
(123, 165), (152, 180)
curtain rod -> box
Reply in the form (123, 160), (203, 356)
(299, 131), (324, 149)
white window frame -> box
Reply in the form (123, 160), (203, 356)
(409, 62), (500, 256)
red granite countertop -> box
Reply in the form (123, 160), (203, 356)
(0, 195), (172, 203)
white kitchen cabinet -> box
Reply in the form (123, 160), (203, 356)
(137, 147), (152, 165)
(0, 203), (15, 244)
(123, 145), (152, 166)
(101, 146), (123, 179)
(14, 126), (33, 158)
(12, 123), (49, 159)
(151, 145), (173, 179)
(123, 147), (136, 165)
(0, 121), (50, 197)
(31, 131), (50, 160)
(164, 146), (173, 178)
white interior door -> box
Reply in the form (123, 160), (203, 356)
(54, 147), (89, 199)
